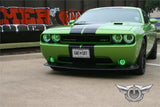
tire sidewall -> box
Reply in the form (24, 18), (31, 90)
(137, 39), (146, 75)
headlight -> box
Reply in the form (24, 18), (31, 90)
(112, 34), (123, 43)
(52, 34), (60, 43)
(124, 35), (134, 44)
(43, 34), (51, 42)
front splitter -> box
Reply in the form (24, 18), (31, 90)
(44, 62), (139, 71)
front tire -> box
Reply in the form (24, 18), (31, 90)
(135, 39), (146, 75)
(147, 38), (157, 59)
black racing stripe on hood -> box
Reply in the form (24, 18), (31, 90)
(70, 25), (86, 34)
(83, 24), (102, 34)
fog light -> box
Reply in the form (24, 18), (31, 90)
(119, 59), (126, 66)
(49, 57), (55, 63)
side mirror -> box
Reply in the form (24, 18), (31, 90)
(69, 20), (75, 25)
(150, 19), (158, 24)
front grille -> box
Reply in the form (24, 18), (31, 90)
(58, 57), (113, 65)
(60, 35), (111, 44)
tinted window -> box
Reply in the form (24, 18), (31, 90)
(142, 11), (149, 24)
(75, 8), (142, 24)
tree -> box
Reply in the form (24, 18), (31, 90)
(145, 0), (160, 13)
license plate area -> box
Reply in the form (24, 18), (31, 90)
(72, 48), (90, 58)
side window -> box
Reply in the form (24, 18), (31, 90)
(142, 11), (149, 24)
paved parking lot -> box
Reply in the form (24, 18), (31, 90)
(0, 45), (160, 107)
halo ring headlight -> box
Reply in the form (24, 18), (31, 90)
(124, 35), (134, 44)
(52, 34), (61, 43)
(112, 34), (123, 43)
(43, 34), (51, 42)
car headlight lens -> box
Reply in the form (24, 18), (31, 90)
(43, 34), (51, 42)
(124, 35), (134, 44)
(112, 34), (123, 43)
(52, 34), (60, 43)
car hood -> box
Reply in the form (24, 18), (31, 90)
(43, 22), (143, 34)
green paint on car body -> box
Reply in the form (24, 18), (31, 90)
(40, 7), (157, 70)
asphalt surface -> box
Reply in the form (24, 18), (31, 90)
(0, 45), (160, 107)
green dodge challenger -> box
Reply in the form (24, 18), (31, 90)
(40, 7), (158, 75)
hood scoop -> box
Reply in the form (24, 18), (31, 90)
(114, 22), (123, 25)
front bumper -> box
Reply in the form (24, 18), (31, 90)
(41, 43), (140, 66)
(45, 62), (139, 71)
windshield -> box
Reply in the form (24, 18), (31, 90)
(75, 8), (142, 24)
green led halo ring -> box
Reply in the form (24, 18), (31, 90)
(124, 35), (134, 44)
(43, 34), (51, 42)
(119, 59), (126, 66)
(52, 34), (61, 43)
(112, 34), (123, 43)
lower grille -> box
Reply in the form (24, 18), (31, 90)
(58, 57), (113, 64)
